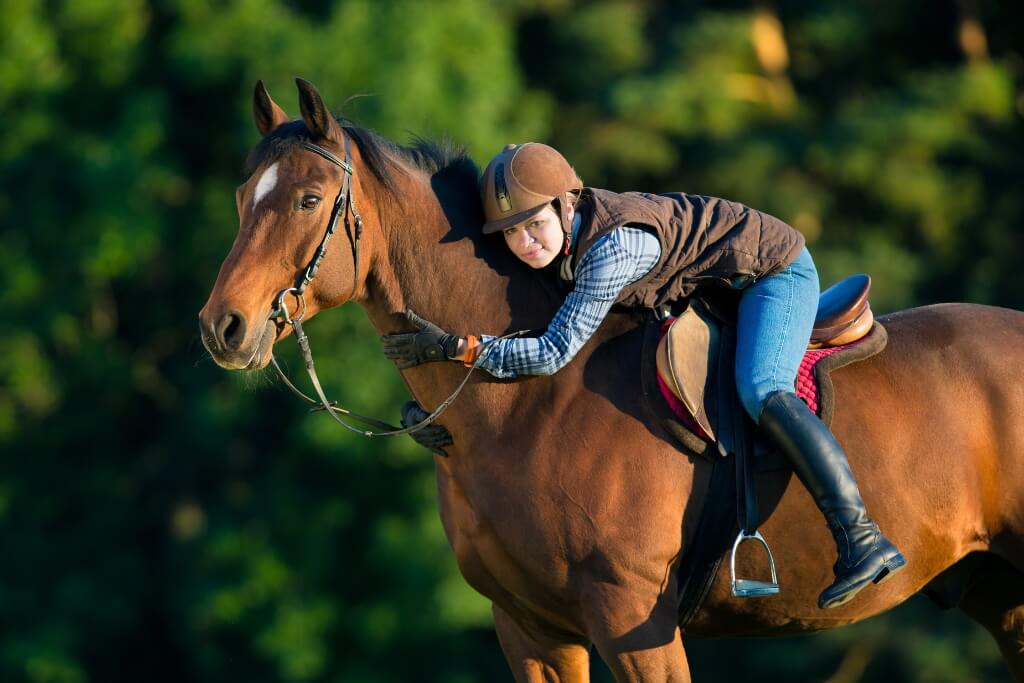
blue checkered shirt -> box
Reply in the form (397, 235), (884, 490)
(477, 226), (662, 378)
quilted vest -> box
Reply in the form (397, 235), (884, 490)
(565, 188), (806, 308)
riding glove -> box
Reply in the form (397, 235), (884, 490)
(381, 309), (460, 368)
(400, 400), (454, 457)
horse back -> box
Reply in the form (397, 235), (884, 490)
(688, 302), (1024, 635)
(439, 303), (1024, 638)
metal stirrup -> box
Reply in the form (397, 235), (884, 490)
(730, 529), (780, 598)
(724, 440), (780, 597)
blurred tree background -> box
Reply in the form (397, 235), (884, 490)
(1, 0), (1022, 681)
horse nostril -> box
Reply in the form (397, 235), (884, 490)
(217, 310), (248, 351)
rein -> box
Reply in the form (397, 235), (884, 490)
(267, 132), (522, 438)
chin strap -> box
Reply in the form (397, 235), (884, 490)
(558, 190), (574, 243)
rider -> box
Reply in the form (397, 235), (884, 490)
(382, 142), (906, 609)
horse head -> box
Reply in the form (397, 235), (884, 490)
(199, 78), (391, 370)
(200, 78), (563, 373)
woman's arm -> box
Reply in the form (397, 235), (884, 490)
(474, 228), (661, 379)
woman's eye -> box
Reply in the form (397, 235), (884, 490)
(301, 195), (321, 210)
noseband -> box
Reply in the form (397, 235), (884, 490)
(266, 131), (516, 439)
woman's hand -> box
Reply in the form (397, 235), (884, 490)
(381, 310), (461, 368)
(400, 400), (454, 457)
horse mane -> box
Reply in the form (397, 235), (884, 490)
(245, 114), (564, 333)
(245, 119), (480, 199)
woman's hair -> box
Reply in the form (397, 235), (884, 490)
(550, 188), (581, 217)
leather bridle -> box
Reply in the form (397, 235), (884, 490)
(266, 131), (516, 438)
(272, 137), (363, 316)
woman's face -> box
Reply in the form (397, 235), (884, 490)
(502, 204), (573, 269)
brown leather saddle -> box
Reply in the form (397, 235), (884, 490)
(639, 274), (888, 614)
(809, 273), (874, 347)
(656, 274), (874, 442)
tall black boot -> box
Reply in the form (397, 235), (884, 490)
(758, 390), (907, 609)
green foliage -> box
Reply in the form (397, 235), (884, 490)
(1, 0), (1022, 681)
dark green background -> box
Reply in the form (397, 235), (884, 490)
(2, 1), (1023, 681)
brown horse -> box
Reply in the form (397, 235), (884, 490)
(199, 79), (1024, 682)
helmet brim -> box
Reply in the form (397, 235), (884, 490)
(480, 201), (549, 235)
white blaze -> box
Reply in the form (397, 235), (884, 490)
(252, 162), (279, 210)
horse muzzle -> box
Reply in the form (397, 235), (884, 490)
(199, 307), (278, 370)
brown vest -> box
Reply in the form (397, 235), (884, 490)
(566, 188), (806, 308)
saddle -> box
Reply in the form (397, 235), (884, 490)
(637, 274), (889, 628)
(656, 273), (877, 443)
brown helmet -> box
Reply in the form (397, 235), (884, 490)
(479, 142), (583, 235)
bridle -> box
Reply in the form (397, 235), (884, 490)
(266, 131), (514, 438)
(272, 136), (363, 315)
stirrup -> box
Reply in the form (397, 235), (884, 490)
(729, 530), (780, 598)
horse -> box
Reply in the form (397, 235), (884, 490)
(199, 78), (1024, 682)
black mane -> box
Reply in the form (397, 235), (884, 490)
(245, 119), (479, 197)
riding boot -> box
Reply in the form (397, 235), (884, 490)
(758, 390), (907, 609)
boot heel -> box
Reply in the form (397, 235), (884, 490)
(872, 555), (907, 585)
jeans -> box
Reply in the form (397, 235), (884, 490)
(735, 247), (820, 423)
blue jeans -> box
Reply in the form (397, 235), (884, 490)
(735, 247), (819, 424)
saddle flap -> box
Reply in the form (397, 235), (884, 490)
(656, 303), (720, 441)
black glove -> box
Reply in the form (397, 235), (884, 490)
(381, 310), (460, 369)
(401, 401), (453, 457)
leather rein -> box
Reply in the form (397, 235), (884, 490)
(266, 132), (511, 438)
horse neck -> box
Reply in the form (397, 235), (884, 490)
(349, 156), (566, 414)
(357, 162), (553, 337)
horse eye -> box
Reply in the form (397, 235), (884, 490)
(301, 195), (321, 210)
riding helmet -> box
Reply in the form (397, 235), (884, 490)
(479, 143), (582, 236)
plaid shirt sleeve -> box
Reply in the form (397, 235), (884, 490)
(476, 227), (661, 379)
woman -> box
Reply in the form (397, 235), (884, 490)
(382, 142), (906, 609)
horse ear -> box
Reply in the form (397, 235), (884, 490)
(253, 80), (289, 137)
(296, 77), (342, 142)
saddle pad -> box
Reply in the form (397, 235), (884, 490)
(657, 320), (888, 442)
(797, 344), (862, 414)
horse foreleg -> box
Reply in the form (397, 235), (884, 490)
(592, 627), (690, 683)
(584, 585), (692, 682)
(956, 554), (1024, 682)
(493, 604), (591, 683)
